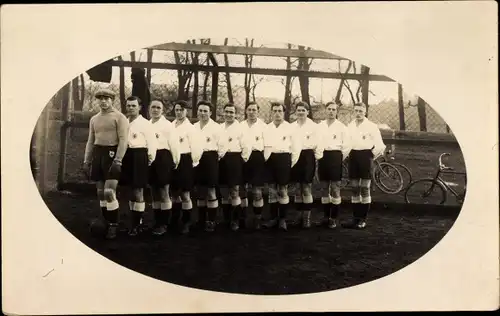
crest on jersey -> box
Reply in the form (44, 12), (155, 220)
(155, 133), (159, 139)
(179, 137), (184, 143)
(109, 151), (115, 158)
(206, 137), (211, 142)
(228, 137), (233, 142)
(362, 135), (366, 140)
(282, 136), (286, 141)
(132, 133), (137, 139)
(306, 134), (310, 140)
(256, 136), (259, 141)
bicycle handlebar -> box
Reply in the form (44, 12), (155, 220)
(439, 153), (453, 170)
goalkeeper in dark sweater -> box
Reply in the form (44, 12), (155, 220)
(83, 88), (129, 239)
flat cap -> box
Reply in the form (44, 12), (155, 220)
(95, 88), (116, 98)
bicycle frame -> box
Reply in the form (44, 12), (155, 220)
(433, 169), (466, 198)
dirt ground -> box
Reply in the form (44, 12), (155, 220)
(43, 190), (460, 295)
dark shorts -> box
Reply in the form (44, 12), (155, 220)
(149, 149), (174, 187)
(266, 152), (292, 186)
(219, 152), (244, 187)
(195, 151), (219, 187)
(120, 147), (149, 188)
(318, 150), (343, 182)
(171, 153), (194, 192)
(243, 151), (266, 187)
(291, 149), (316, 184)
(348, 149), (374, 180)
(90, 145), (120, 182)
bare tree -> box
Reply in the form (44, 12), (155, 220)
(297, 45), (313, 110)
(334, 60), (353, 105)
(243, 38), (255, 107)
(173, 48), (192, 101)
(223, 38), (234, 103)
(189, 39), (200, 113)
(201, 38), (211, 100)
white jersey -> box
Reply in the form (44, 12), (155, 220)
(347, 118), (386, 157)
(291, 117), (323, 160)
(221, 120), (252, 162)
(317, 119), (352, 159)
(128, 115), (157, 162)
(150, 116), (181, 166)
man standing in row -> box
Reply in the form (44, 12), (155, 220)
(219, 103), (251, 231)
(317, 101), (351, 229)
(171, 100), (203, 234)
(240, 102), (269, 229)
(263, 102), (301, 231)
(84, 88), (129, 240)
(148, 100), (181, 236)
(121, 96), (157, 236)
(194, 101), (227, 233)
(290, 101), (323, 228)
(343, 102), (385, 229)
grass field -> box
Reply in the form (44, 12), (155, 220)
(43, 190), (460, 295)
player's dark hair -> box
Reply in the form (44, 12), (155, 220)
(174, 100), (189, 109)
(270, 102), (286, 112)
(246, 101), (259, 111)
(295, 101), (311, 111)
(126, 96), (142, 105)
(150, 99), (164, 106)
(354, 102), (367, 109)
(197, 100), (213, 112)
(224, 103), (236, 110)
(325, 101), (339, 108)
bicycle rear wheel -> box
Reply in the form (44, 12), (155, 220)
(404, 179), (447, 205)
(389, 162), (413, 191)
(373, 162), (404, 194)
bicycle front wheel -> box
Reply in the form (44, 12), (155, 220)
(404, 179), (447, 205)
(391, 162), (413, 191)
(373, 162), (404, 194)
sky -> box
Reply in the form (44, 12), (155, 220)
(84, 37), (419, 105)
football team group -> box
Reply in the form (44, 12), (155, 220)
(83, 88), (386, 240)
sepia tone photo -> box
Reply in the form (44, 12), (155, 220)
(30, 38), (466, 295)
(2, 3), (498, 314)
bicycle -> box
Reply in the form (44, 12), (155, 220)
(404, 153), (466, 205)
(374, 149), (413, 192)
(340, 151), (405, 195)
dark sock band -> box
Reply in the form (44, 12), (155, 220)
(330, 204), (339, 219)
(182, 209), (191, 224)
(107, 209), (119, 224)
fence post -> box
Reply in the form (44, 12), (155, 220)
(417, 96), (427, 132)
(398, 83), (406, 130)
(33, 105), (50, 194)
(57, 82), (71, 190)
(118, 56), (126, 113)
(361, 65), (370, 115)
(211, 71), (219, 120)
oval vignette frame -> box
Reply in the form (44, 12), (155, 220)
(30, 38), (466, 296)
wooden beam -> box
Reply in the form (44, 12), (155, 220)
(109, 60), (395, 82)
(149, 42), (348, 60)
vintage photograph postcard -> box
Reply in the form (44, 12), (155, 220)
(1, 2), (498, 314)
